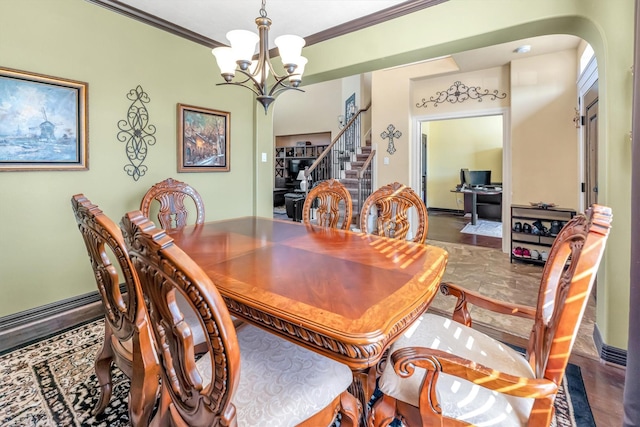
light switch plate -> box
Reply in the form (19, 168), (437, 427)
(261, 152), (267, 162)
(384, 157), (389, 165)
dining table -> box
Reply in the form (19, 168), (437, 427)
(166, 216), (448, 422)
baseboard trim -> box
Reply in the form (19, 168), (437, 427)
(0, 290), (105, 354)
(594, 323), (628, 366)
(428, 207), (464, 215)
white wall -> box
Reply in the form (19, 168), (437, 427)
(511, 50), (579, 209)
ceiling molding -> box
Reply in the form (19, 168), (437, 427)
(85, 0), (225, 48)
(85, 0), (448, 50)
(304, 0), (448, 46)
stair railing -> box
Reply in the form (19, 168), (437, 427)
(356, 148), (376, 221)
(302, 103), (371, 194)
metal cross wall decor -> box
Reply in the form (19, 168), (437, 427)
(117, 85), (157, 181)
(381, 124), (402, 155)
(416, 81), (507, 108)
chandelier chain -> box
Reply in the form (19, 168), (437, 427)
(260, 0), (267, 18)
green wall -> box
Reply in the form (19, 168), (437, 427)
(0, 0), (634, 351)
(0, 0), (262, 315)
(300, 0), (633, 350)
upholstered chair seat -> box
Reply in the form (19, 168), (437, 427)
(379, 313), (535, 426)
(369, 205), (612, 427)
(122, 210), (360, 427)
(197, 323), (354, 426)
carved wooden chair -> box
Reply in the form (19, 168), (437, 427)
(360, 182), (428, 243)
(121, 210), (361, 427)
(140, 177), (205, 229)
(70, 194), (160, 426)
(302, 179), (353, 230)
(369, 205), (612, 427)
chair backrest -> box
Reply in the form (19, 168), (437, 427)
(359, 182), (428, 243)
(71, 194), (145, 342)
(140, 177), (205, 229)
(302, 179), (353, 230)
(528, 205), (611, 388)
(121, 210), (240, 427)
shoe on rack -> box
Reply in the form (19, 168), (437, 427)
(532, 220), (544, 235)
(530, 249), (540, 260)
(513, 221), (522, 232)
(522, 223), (532, 233)
(540, 250), (549, 261)
(549, 221), (562, 236)
(522, 248), (531, 258)
(512, 246), (523, 257)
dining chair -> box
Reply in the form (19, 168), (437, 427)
(360, 182), (428, 243)
(302, 179), (353, 230)
(70, 194), (160, 426)
(120, 210), (361, 427)
(369, 204), (612, 427)
(140, 177), (205, 229)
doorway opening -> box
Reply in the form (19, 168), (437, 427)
(412, 108), (511, 253)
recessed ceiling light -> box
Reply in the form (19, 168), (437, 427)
(514, 45), (532, 54)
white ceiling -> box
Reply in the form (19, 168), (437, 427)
(107, 0), (412, 47)
(102, 0), (583, 73)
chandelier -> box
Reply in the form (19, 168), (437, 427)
(211, 0), (307, 113)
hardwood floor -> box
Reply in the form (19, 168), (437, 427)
(427, 210), (502, 249)
(427, 210), (626, 426)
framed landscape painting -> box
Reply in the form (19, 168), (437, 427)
(177, 103), (230, 172)
(0, 67), (88, 171)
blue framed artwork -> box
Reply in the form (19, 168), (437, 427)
(0, 67), (88, 171)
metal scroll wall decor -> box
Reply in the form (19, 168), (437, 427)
(381, 124), (402, 155)
(416, 81), (507, 108)
(117, 85), (157, 181)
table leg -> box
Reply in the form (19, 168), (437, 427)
(349, 368), (375, 427)
(471, 192), (478, 225)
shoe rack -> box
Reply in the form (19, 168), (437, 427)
(510, 204), (577, 265)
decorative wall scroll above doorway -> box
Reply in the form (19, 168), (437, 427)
(381, 124), (402, 155)
(416, 81), (507, 108)
(118, 85), (156, 181)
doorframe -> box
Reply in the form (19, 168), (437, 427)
(577, 55), (598, 213)
(411, 107), (512, 253)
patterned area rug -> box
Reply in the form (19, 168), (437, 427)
(0, 320), (594, 426)
(460, 219), (503, 238)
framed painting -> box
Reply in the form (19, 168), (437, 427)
(0, 67), (88, 171)
(177, 103), (230, 172)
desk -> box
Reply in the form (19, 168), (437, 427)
(451, 187), (502, 225)
(167, 217), (448, 418)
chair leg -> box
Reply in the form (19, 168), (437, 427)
(368, 394), (398, 427)
(92, 322), (115, 415)
(128, 322), (160, 427)
(338, 391), (361, 427)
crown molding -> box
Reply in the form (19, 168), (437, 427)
(85, 0), (448, 49)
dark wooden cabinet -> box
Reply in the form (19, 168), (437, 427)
(275, 144), (330, 185)
(464, 192), (502, 221)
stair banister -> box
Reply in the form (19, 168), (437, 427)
(302, 102), (372, 180)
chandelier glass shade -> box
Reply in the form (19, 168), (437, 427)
(212, 0), (307, 113)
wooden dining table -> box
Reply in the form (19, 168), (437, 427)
(166, 216), (448, 420)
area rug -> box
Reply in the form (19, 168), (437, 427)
(460, 219), (503, 238)
(0, 319), (594, 426)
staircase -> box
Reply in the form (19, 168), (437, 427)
(302, 103), (375, 226)
(339, 143), (373, 224)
